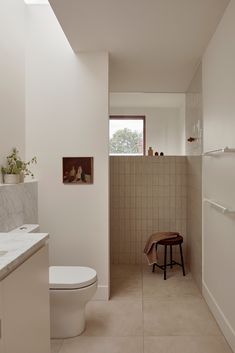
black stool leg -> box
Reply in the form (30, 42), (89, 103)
(179, 243), (185, 276)
(170, 245), (173, 269)
(164, 245), (167, 280)
(152, 243), (158, 272)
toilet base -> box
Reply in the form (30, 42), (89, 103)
(50, 281), (97, 339)
(51, 306), (86, 339)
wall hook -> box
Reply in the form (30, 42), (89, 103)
(187, 137), (198, 142)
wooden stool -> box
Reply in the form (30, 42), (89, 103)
(152, 235), (185, 280)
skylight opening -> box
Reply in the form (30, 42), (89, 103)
(24, 0), (49, 4)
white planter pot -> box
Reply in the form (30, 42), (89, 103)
(4, 174), (20, 184)
(19, 173), (25, 183)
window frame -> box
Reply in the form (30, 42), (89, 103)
(109, 115), (146, 156)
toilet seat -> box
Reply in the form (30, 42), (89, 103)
(49, 266), (97, 290)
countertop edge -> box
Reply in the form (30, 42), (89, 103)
(0, 233), (49, 281)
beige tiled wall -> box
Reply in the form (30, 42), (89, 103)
(110, 156), (187, 265)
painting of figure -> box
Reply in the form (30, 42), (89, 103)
(63, 157), (93, 184)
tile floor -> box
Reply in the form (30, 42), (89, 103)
(51, 265), (232, 353)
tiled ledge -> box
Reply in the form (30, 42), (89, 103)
(0, 179), (38, 187)
(0, 181), (38, 232)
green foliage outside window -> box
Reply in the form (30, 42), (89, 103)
(109, 128), (143, 154)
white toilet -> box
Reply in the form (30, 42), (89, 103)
(9, 224), (98, 338)
(49, 265), (97, 338)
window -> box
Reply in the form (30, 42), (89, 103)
(109, 116), (146, 155)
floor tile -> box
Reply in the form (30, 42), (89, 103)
(143, 272), (201, 299)
(111, 276), (142, 300)
(50, 266), (231, 353)
(142, 264), (190, 279)
(60, 336), (143, 353)
(51, 339), (63, 353)
(83, 300), (143, 336)
(143, 297), (221, 336)
(144, 336), (232, 353)
(111, 264), (142, 279)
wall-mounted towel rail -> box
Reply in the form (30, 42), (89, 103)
(204, 147), (235, 156)
(204, 198), (235, 214)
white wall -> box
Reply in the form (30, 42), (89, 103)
(26, 5), (109, 299)
(185, 64), (203, 156)
(185, 65), (203, 292)
(186, 156), (202, 290)
(110, 105), (185, 156)
(203, 0), (235, 350)
(0, 0), (25, 182)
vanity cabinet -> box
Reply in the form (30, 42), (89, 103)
(0, 245), (50, 353)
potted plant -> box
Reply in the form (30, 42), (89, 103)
(1, 148), (37, 184)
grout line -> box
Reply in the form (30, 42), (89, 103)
(58, 340), (64, 353)
(141, 264), (145, 353)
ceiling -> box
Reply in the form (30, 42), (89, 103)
(49, 0), (230, 93)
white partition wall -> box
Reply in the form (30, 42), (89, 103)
(185, 64), (203, 292)
(202, 0), (235, 350)
(26, 5), (109, 300)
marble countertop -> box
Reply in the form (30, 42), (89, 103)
(0, 233), (49, 280)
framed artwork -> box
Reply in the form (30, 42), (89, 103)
(63, 157), (93, 184)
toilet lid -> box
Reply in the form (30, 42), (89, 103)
(49, 266), (97, 289)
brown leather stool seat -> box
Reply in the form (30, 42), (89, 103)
(152, 235), (185, 280)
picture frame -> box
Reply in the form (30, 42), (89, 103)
(63, 157), (93, 184)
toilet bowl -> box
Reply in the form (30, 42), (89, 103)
(9, 225), (98, 339)
(50, 266), (97, 338)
